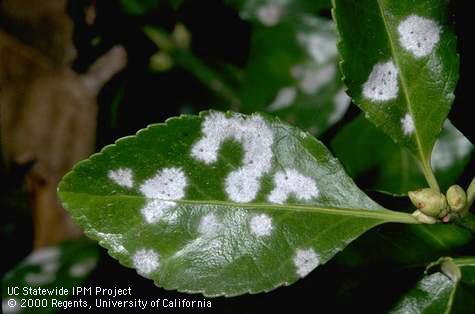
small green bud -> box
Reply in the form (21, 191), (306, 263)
(172, 23), (191, 50)
(150, 52), (173, 72)
(446, 185), (467, 212)
(408, 188), (448, 218)
(412, 210), (438, 224)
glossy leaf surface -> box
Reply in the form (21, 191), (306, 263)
(58, 111), (416, 296)
(333, 0), (459, 189)
(332, 115), (473, 195)
(390, 257), (475, 313)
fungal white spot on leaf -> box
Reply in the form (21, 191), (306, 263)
(108, 168), (134, 188)
(191, 112), (273, 203)
(91, 231), (127, 254)
(398, 15), (440, 58)
(431, 121), (473, 170)
(25, 272), (56, 285)
(141, 200), (177, 224)
(23, 247), (60, 285)
(140, 167), (187, 199)
(198, 213), (221, 235)
(330, 88), (351, 124)
(69, 257), (97, 277)
(133, 249), (159, 276)
(293, 248), (320, 277)
(401, 113), (415, 135)
(256, 1), (284, 27)
(363, 60), (399, 102)
(268, 86), (297, 111)
(298, 31), (337, 64)
(268, 169), (319, 204)
(249, 214), (273, 237)
(24, 247), (60, 265)
(391, 272), (453, 314)
(296, 64), (336, 95)
(139, 167), (187, 224)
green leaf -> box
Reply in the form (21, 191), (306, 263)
(120, 0), (160, 15)
(390, 257), (475, 313)
(332, 115), (473, 195)
(241, 16), (349, 136)
(58, 111), (416, 296)
(336, 223), (473, 268)
(2, 240), (98, 314)
(332, 0), (459, 191)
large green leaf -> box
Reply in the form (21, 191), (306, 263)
(2, 240), (98, 314)
(332, 0), (459, 190)
(332, 115), (473, 195)
(390, 257), (475, 313)
(58, 111), (416, 296)
(240, 16), (350, 136)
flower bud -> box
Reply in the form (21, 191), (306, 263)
(446, 185), (467, 213)
(408, 188), (448, 218)
(412, 210), (438, 224)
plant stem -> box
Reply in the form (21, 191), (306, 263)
(466, 177), (475, 212)
(421, 160), (440, 192)
(171, 49), (241, 110)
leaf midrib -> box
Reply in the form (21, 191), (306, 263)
(60, 191), (418, 224)
(375, 0), (427, 164)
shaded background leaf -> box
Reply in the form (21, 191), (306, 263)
(332, 115), (473, 195)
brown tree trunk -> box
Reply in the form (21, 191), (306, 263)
(0, 1), (126, 249)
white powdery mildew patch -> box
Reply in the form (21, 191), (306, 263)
(391, 272), (452, 314)
(141, 200), (178, 224)
(108, 168), (134, 188)
(139, 167), (187, 224)
(401, 113), (415, 135)
(329, 88), (351, 124)
(23, 247), (60, 285)
(268, 86), (297, 111)
(69, 257), (97, 277)
(24, 247), (60, 265)
(191, 112), (274, 203)
(398, 15), (440, 58)
(298, 32), (337, 64)
(93, 231), (127, 254)
(133, 249), (160, 276)
(25, 273), (56, 285)
(293, 248), (320, 277)
(363, 60), (399, 102)
(431, 121), (473, 170)
(2, 298), (20, 314)
(294, 64), (336, 95)
(198, 213), (221, 235)
(249, 214), (273, 237)
(268, 169), (319, 204)
(256, 1), (285, 27)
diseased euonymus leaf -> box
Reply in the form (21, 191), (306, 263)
(2, 240), (98, 314)
(332, 115), (473, 195)
(332, 0), (459, 190)
(58, 111), (417, 296)
(390, 257), (475, 313)
(240, 15), (350, 136)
